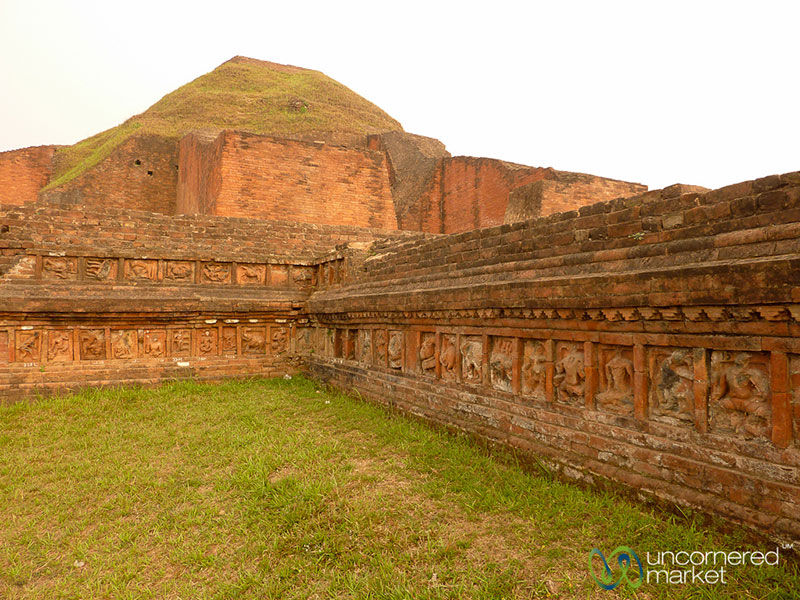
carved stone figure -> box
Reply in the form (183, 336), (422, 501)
(272, 328), (288, 354)
(388, 331), (402, 369)
(652, 349), (694, 422)
(554, 343), (584, 405)
(202, 262), (230, 283)
(461, 337), (483, 384)
(42, 257), (77, 279)
(222, 328), (237, 354)
(358, 330), (372, 364)
(710, 352), (771, 439)
(597, 348), (634, 414)
(48, 330), (72, 361)
(171, 330), (191, 356)
(164, 261), (194, 281)
(242, 328), (266, 354)
(16, 331), (41, 362)
(126, 259), (157, 281)
(440, 335), (457, 380)
(489, 337), (514, 392)
(292, 267), (313, 288)
(199, 329), (217, 355)
(111, 330), (136, 359)
(296, 328), (310, 353)
(522, 341), (547, 399)
(143, 331), (166, 357)
(237, 264), (265, 285)
(374, 330), (387, 365)
(85, 258), (117, 281)
(80, 330), (105, 360)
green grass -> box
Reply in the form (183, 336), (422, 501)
(0, 376), (797, 599)
(44, 56), (402, 191)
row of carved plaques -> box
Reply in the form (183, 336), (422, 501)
(0, 326), (292, 362)
(314, 329), (796, 445)
(38, 256), (313, 287)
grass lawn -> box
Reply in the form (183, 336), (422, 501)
(0, 376), (797, 599)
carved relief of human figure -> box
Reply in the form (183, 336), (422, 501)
(522, 342), (546, 397)
(419, 336), (436, 373)
(604, 350), (633, 399)
(657, 349), (694, 418)
(48, 331), (72, 361)
(554, 345), (584, 402)
(199, 330), (216, 355)
(388, 332), (402, 369)
(144, 331), (165, 357)
(711, 352), (770, 438)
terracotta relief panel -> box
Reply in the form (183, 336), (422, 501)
(16, 330), (42, 362)
(419, 332), (436, 376)
(388, 331), (403, 369)
(85, 257), (118, 281)
(489, 337), (514, 392)
(292, 266), (314, 290)
(358, 329), (372, 364)
(201, 262), (231, 284)
(47, 330), (73, 362)
(242, 327), (266, 355)
(460, 336), (483, 385)
(111, 330), (137, 360)
(440, 334), (458, 381)
(0, 331), (8, 363)
(170, 329), (192, 357)
(198, 329), (218, 356)
(79, 329), (106, 360)
(296, 328), (310, 354)
(709, 351), (771, 441)
(163, 260), (194, 282)
(521, 340), (547, 400)
(222, 327), (238, 354)
(597, 346), (635, 416)
(42, 256), (77, 280)
(553, 342), (584, 406)
(272, 327), (289, 355)
(649, 348), (694, 425)
(271, 265), (289, 287)
(374, 330), (387, 366)
(237, 264), (266, 285)
(142, 330), (167, 357)
(125, 259), (158, 281)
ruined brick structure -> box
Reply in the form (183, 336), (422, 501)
(1, 57), (798, 544)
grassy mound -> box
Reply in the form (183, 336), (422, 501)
(45, 56), (403, 190)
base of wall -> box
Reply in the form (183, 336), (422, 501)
(305, 357), (800, 545)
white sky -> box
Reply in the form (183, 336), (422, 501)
(1, 0), (798, 191)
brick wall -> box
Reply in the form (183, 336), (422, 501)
(176, 131), (224, 215)
(0, 146), (56, 207)
(305, 171), (800, 542)
(179, 130), (398, 229)
(41, 134), (179, 214)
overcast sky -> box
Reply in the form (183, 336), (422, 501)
(1, 1), (798, 191)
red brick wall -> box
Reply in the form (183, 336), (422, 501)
(176, 131), (224, 215)
(407, 157), (551, 233)
(306, 171), (800, 541)
(208, 131), (396, 229)
(0, 146), (56, 207)
(41, 135), (179, 214)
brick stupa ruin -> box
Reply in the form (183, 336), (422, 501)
(1, 56), (799, 544)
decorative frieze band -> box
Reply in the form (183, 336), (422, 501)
(0, 321), (310, 364)
(26, 255), (316, 288)
(309, 325), (799, 451)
